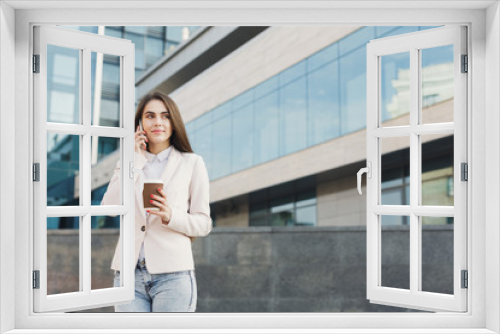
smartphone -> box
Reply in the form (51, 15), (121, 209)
(139, 119), (147, 150)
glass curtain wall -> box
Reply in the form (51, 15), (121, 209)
(187, 26), (447, 181)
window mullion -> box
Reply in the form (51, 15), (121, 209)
(82, 47), (92, 294)
(409, 47), (420, 294)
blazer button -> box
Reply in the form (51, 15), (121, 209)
(141, 226), (146, 232)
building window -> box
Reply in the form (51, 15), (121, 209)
(249, 177), (317, 227)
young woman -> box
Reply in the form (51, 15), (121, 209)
(102, 92), (212, 312)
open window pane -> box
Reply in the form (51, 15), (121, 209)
(421, 45), (454, 124)
(47, 134), (80, 206)
(47, 216), (81, 295)
(381, 52), (410, 124)
(35, 25), (135, 313)
(366, 26), (466, 312)
(91, 52), (121, 127)
(421, 216), (454, 294)
(91, 216), (121, 290)
(421, 135), (454, 206)
(47, 45), (81, 124)
(381, 215), (410, 290)
(381, 137), (410, 205)
(91, 136), (121, 205)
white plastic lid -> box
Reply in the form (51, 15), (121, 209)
(144, 179), (164, 184)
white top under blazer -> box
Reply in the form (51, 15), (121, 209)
(101, 147), (213, 274)
(138, 145), (173, 262)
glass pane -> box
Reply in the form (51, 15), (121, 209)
(296, 206), (316, 226)
(279, 61), (306, 86)
(91, 216), (121, 290)
(381, 215), (410, 290)
(211, 113), (232, 179)
(249, 215), (268, 227)
(381, 52), (410, 124)
(255, 91), (279, 165)
(47, 216), (81, 295)
(47, 134), (80, 206)
(91, 52), (121, 127)
(47, 44), (80, 124)
(232, 90), (253, 110)
(280, 77), (307, 155)
(125, 32), (145, 70)
(421, 45), (454, 124)
(421, 135), (454, 206)
(91, 136), (121, 206)
(308, 60), (341, 145)
(307, 43), (338, 72)
(269, 211), (294, 227)
(255, 76), (279, 100)
(249, 199), (267, 218)
(167, 26), (185, 43)
(340, 46), (366, 134)
(421, 216), (454, 294)
(232, 104), (254, 172)
(145, 37), (164, 67)
(196, 125), (213, 179)
(381, 137), (410, 205)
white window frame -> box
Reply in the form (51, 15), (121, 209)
(365, 26), (467, 313)
(1, 2), (498, 333)
(32, 25), (136, 313)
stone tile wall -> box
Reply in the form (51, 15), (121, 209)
(51, 226), (453, 313)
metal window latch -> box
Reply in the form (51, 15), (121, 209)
(461, 270), (468, 289)
(33, 270), (40, 289)
(33, 163), (40, 182)
(461, 163), (468, 181)
(33, 54), (40, 73)
(461, 54), (468, 73)
(357, 162), (372, 195)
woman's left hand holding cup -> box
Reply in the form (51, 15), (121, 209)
(147, 188), (172, 225)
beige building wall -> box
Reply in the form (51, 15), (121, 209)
(317, 175), (367, 227)
(214, 201), (250, 228)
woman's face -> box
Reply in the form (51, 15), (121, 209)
(141, 99), (173, 148)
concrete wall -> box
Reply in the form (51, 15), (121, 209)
(48, 226), (454, 313)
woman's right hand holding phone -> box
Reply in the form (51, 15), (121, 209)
(135, 125), (148, 154)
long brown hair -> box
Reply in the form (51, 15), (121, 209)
(135, 92), (193, 153)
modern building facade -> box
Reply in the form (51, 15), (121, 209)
(46, 25), (453, 231)
(166, 26), (453, 229)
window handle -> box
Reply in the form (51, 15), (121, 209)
(357, 162), (371, 195)
(129, 161), (143, 179)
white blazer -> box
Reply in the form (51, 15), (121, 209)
(101, 147), (212, 274)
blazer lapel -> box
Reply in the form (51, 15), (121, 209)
(160, 147), (181, 186)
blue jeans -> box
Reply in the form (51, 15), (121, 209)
(113, 260), (197, 312)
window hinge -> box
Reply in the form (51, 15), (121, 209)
(461, 163), (468, 181)
(33, 163), (40, 182)
(461, 270), (468, 289)
(33, 270), (40, 289)
(33, 54), (40, 73)
(461, 54), (468, 73)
